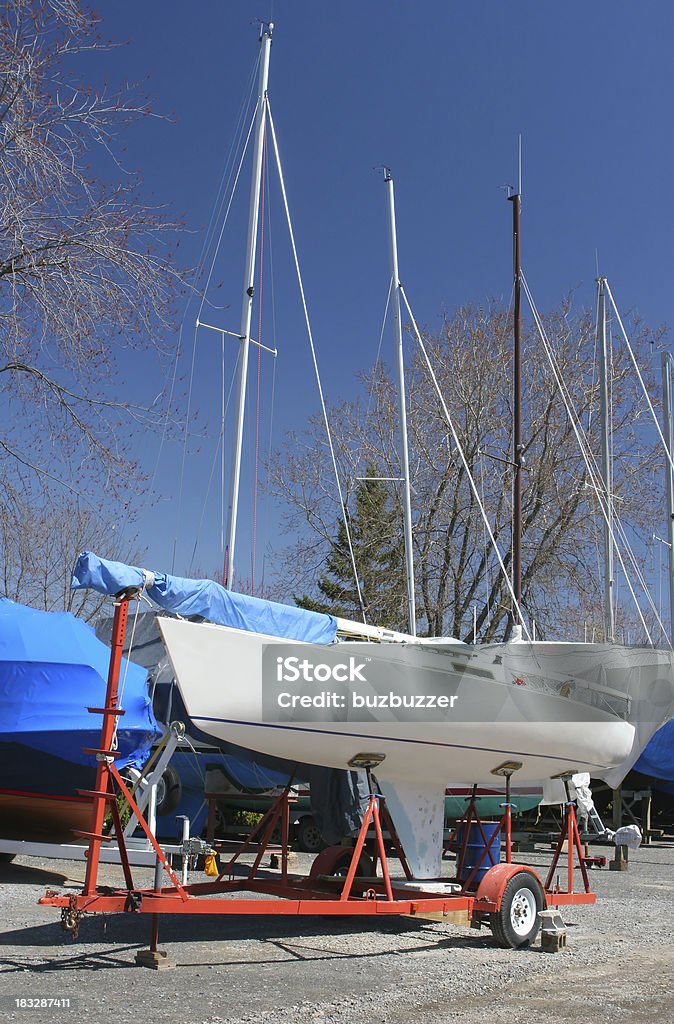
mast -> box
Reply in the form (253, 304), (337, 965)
(597, 277), (615, 642)
(383, 169), (416, 635)
(508, 165), (523, 626)
(225, 22), (273, 589)
(662, 352), (674, 643)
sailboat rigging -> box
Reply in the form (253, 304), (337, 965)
(73, 27), (674, 880)
(225, 22), (272, 590)
(597, 277), (616, 643)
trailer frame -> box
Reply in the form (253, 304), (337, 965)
(38, 594), (597, 951)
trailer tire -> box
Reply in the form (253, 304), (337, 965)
(490, 870), (544, 948)
(155, 765), (182, 817)
(297, 816), (325, 853)
(328, 849), (374, 879)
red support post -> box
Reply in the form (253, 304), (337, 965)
(544, 800), (592, 895)
(82, 597), (129, 896)
(281, 788), (290, 884)
(567, 800), (575, 894)
(372, 797), (393, 901)
(339, 798), (375, 902)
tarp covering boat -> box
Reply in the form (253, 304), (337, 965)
(73, 551), (338, 645)
(0, 597), (160, 772)
(634, 719), (674, 781)
(94, 603), (367, 844)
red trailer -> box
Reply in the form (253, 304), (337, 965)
(40, 594), (596, 955)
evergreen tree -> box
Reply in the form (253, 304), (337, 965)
(296, 472), (407, 630)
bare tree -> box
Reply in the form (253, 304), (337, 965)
(270, 301), (667, 642)
(0, 1), (185, 608)
(0, 486), (140, 620)
(0, 0), (183, 494)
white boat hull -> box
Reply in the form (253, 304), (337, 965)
(158, 617), (674, 876)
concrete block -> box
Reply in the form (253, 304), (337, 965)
(609, 845), (629, 871)
(538, 909), (567, 953)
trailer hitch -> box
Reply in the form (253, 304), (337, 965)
(60, 896), (82, 939)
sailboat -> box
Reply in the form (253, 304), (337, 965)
(73, 25), (674, 877)
(0, 597), (159, 842)
(73, 549), (674, 877)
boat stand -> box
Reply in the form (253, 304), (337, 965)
(39, 594), (597, 954)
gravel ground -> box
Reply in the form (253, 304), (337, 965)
(0, 840), (673, 1024)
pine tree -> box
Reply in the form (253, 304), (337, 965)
(296, 472), (408, 630)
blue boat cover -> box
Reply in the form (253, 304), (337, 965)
(634, 719), (674, 781)
(72, 551), (338, 645)
(0, 597), (160, 770)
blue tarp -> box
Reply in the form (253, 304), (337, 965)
(634, 719), (674, 782)
(72, 551), (338, 645)
(0, 597), (160, 771)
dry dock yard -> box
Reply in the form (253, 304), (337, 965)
(0, 840), (673, 1024)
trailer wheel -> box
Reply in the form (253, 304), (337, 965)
(490, 870), (544, 948)
(328, 849), (374, 879)
(297, 816), (325, 853)
(155, 765), (182, 817)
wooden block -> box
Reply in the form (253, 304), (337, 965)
(135, 949), (175, 971)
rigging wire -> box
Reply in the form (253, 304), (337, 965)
(522, 273), (652, 636)
(522, 273), (670, 646)
(260, 136), (279, 596)
(251, 122), (268, 596)
(483, 288), (515, 637)
(187, 344), (242, 577)
(348, 278), (396, 544)
(399, 285), (531, 640)
(150, 51), (260, 525)
(196, 73), (261, 323)
(221, 312), (226, 555)
(266, 101), (367, 622)
(589, 285), (607, 627)
(172, 96), (260, 573)
(478, 447), (491, 635)
(605, 281), (674, 476)
(351, 277), (395, 485)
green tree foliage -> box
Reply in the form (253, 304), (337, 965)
(296, 472), (406, 629)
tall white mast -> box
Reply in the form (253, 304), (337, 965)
(597, 277), (615, 642)
(225, 22), (273, 589)
(383, 169), (416, 636)
(662, 351), (674, 643)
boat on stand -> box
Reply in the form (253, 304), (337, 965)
(72, 24), (674, 879)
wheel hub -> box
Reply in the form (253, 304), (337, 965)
(510, 888), (536, 935)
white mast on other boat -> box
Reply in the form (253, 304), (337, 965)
(662, 352), (674, 642)
(225, 22), (273, 589)
(383, 169), (416, 636)
(597, 277), (615, 643)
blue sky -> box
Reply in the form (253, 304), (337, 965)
(89, 2), (674, 595)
